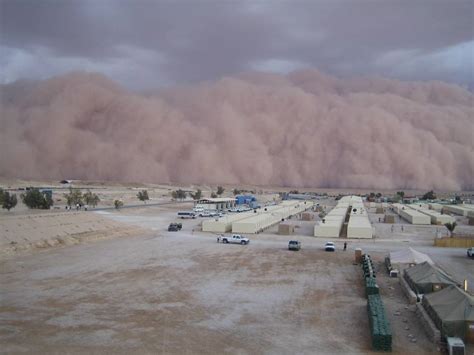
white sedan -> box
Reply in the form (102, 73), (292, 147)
(325, 242), (335, 252)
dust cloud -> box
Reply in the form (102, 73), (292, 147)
(0, 70), (473, 190)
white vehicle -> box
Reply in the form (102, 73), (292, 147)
(177, 211), (196, 219)
(324, 242), (335, 252)
(193, 206), (204, 213)
(198, 210), (219, 217)
(467, 247), (474, 258)
(219, 234), (250, 245)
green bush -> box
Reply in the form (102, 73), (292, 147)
(21, 188), (53, 209)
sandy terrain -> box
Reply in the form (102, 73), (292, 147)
(1, 183), (474, 354)
(1, 231), (439, 354)
(0, 211), (145, 260)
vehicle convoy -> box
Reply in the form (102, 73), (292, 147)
(218, 234), (250, 245)
(468, 247), (474, 258)
(288, 240), (301, 251)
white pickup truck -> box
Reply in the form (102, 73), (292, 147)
(218, 234), (250, 245)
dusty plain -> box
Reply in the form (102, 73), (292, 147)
(1, 181), (473, 354)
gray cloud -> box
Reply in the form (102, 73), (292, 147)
(1, 0), (473, 89)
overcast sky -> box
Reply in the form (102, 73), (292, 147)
(1, 0), (473, 90)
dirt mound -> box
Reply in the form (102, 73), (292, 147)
(0, 211), (146, 259)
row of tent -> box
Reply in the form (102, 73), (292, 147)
(422, 285), (474, 343)
(404, 261), (455, 295)
(389, 249), (473, 343)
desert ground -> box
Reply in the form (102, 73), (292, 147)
(1, 181), (473, 354)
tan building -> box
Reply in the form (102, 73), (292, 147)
(194, 198), (236, 211)
(202, 200), (313, 234)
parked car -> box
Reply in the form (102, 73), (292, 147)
(288, 240), (301, 251)
(168, 223), (180, 232)
(177, 211), (196, 219)
(467, 247), (474, 258)
(219, 234), (250, 245)
(324, 242), (335, 252)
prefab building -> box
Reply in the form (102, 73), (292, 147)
(202, 211), (254, 233)
(329, 206), (350, 216)
(347, 215), (373, 239)
(231, 200), (312, 234)
(314, 216), (344, 238)
(195, 198), (236, 211)
(395, 205), (431, 225)
(444, 205), (474, 217)
(232, 214), (274, 234)
(391, 203), (405, 215)
(429, 203), (444, 212)
(409, 205), (455, 225)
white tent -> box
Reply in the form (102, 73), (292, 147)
(389, 248), (434, 265)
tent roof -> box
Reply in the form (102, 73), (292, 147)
(404, 261), (457, 286)
(424, 285), (474, 322)
(390, 248), (434, 265)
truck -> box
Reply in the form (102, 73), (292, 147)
(288, 240), (301, 251)
(218, 234), (250, 245)
(168, 223), (182, 231)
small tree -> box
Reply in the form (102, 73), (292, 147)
(114, 200), (124, 209)
(2, 191), (17, 211)
(367, 192), (376, 202)
(0, 188), (4, 205)
(421, 190), (436, 200)
(394, 191), (405, 202)
(21, 188), (53, 209)
(211, 192), (218, 198)
(83, 190), (100, 207)
(190, 189), (202, 200)
(171, 189), (187, 200)
(233, 188), (241, 196)
(64, 187), (83, 207)
(176, 189), (186, 200)
(137, 190), (149, 203)
(444, 222), (457, 237)
(216, 186), (225, 195)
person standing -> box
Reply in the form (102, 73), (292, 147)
(343, 242), (347, 251)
